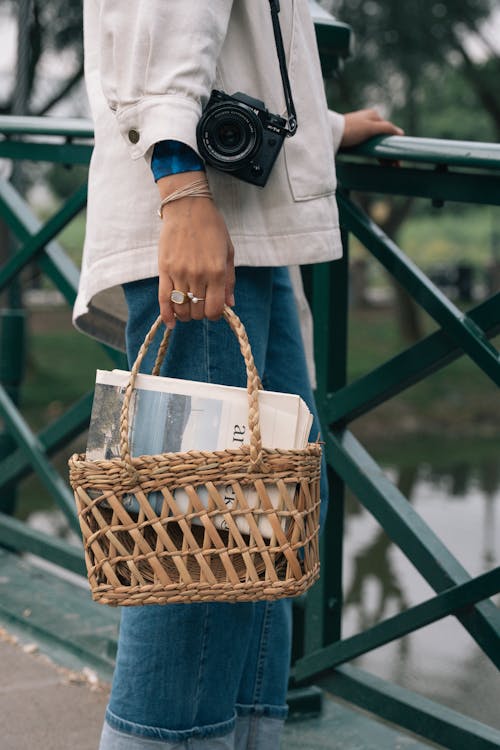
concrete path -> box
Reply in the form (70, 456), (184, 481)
(1, 626), (438, 750)
(0, 629), (108, 750)
(0, 550), (438, 749)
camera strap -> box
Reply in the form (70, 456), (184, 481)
(268, 0), (298, 136)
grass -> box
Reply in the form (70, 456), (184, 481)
(348, 202), (499, 297)
(57, 212), (86, 267)
(399, 204), (498, 269)
(22, 320), (110, 429)
(346, 306), (499, 439)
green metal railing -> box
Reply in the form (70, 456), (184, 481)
(293, 136), (500, 749)
(0, 115), (499, 749)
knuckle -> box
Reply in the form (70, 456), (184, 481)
(212, 267), (226, 283)
(190, 268), (204, 285)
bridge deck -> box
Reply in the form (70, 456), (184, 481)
(0, 550), (436, 749)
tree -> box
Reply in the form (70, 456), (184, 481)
(326, 0), (498, 136)
(323, 0), (499, 339)
(0, 0), (83, 116)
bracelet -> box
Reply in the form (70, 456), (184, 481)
(157, 177), (212, 219)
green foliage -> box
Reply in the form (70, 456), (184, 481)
(57, 212), (86, 266)
(399, 204), (496, 267)
(0, 0), (83, 54)
(325, 0), (499, 138)
(347, 307), (500, 437)
(47, 164), (88, 202)
(414, 65), (496, 141)
(37, 0), (83, 53)
(1, 0), (83, 115)
(23, 325), (109, 429)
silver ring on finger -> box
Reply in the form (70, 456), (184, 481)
(187, 292), (205, 304)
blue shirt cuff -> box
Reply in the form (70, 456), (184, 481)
(151, 140), (205, 182)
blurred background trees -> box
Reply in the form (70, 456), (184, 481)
(1, 0), (499, 336)
(326, 0), (500, 140)
(6, 0), (497, 131)
(0, 0), (83, 117)
(324, 0), (500, 339)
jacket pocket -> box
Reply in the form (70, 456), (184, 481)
(283, 0), (336, 201)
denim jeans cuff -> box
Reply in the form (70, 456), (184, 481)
(235, 703), (289, 720)
(105, 707), (236, 742)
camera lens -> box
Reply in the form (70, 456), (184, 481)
(216, 120), (246, 154)
(198, 103), (261, 170)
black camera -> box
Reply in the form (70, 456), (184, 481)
(196, 90), (288, 188)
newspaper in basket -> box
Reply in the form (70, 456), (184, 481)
(68, 306), (321, 606)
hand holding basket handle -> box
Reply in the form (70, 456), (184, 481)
(69, 305), (321, 606)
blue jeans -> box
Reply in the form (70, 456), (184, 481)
(100, 267), (328, 750)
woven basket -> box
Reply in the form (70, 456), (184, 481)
(69, 307), (321, 606)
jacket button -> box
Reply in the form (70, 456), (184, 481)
(128, 129), (140, 144)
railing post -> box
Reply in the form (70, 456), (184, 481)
(318, 222), (350, 646)
(0, 308), (26, 515)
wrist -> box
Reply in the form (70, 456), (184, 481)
(156, 172), (207, 199)
(157, 175), (212, 220)
(157, 171), (208, 200)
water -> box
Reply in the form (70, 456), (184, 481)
(341, 436), (500, 728)
(21, 434), (500, 728)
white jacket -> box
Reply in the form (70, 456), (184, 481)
(74, 0), (344, 351)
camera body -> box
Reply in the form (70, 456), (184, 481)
(196, 90), (288, 188)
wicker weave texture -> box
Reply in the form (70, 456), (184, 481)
(69, 308), (321, 606)
(70, 444), (321, 605)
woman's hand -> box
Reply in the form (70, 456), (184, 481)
(156, 171), (235, 329)
(341, 109), (404, 148)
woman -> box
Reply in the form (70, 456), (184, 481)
(75, 2), (402, 748)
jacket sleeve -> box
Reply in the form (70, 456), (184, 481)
(150, 140), (205, 182)
(328, 110), (345, 154)
(96, 0), (234, 160)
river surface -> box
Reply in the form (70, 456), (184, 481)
(21, 434), (500, 729)
(341, 435), (499, 729)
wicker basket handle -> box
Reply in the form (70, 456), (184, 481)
(119, 305), (264, 478)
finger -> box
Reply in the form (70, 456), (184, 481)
(171, 281), (192, 323)
(189, 288), (207, 321)
(383, 121), (404, 135)
(369, 120), (404, 137)
(158, 276), (176, 330)
(204, 278), (226, 322)
(225, 242), (236, 307)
